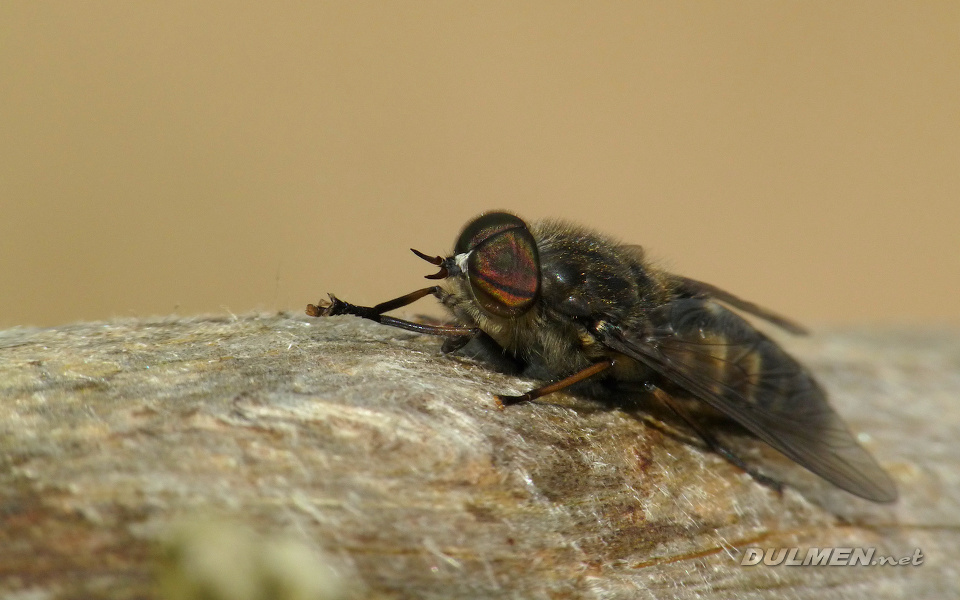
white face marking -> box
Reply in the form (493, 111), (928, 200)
(455, 252), (470, 274)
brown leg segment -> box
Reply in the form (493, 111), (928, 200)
(495, 359), (614, 409)
(307, 289), (479, 338)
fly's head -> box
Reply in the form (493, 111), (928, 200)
(412, 212), (541, 337)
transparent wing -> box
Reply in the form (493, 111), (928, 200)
(672, 274), (809, 335)
(617, 244), (807, 334)
(595, 299), (897, 502)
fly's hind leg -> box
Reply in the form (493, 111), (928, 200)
(648, 384), (784, 494)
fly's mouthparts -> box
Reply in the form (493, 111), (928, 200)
(424, 267), (449, 280)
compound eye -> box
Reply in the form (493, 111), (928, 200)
(457, 212), (540, 317)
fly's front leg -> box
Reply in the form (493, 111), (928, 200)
(307, 286), (437, 318)
(307, 288), (478, 338)
(496, 359), (614, 409)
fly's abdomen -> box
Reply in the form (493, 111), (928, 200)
(654, 300), (815, 411)
(624, 298), (897, 502)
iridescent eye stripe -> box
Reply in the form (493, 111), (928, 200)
(469, 230), (538, 307)
(468, 223), (518, 251)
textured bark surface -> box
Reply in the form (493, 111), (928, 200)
(0, 314), (957, 599)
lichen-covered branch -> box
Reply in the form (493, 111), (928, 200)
(0, 315), (956, 598)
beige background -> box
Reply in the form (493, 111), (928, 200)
(1, 2), (957, 330)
